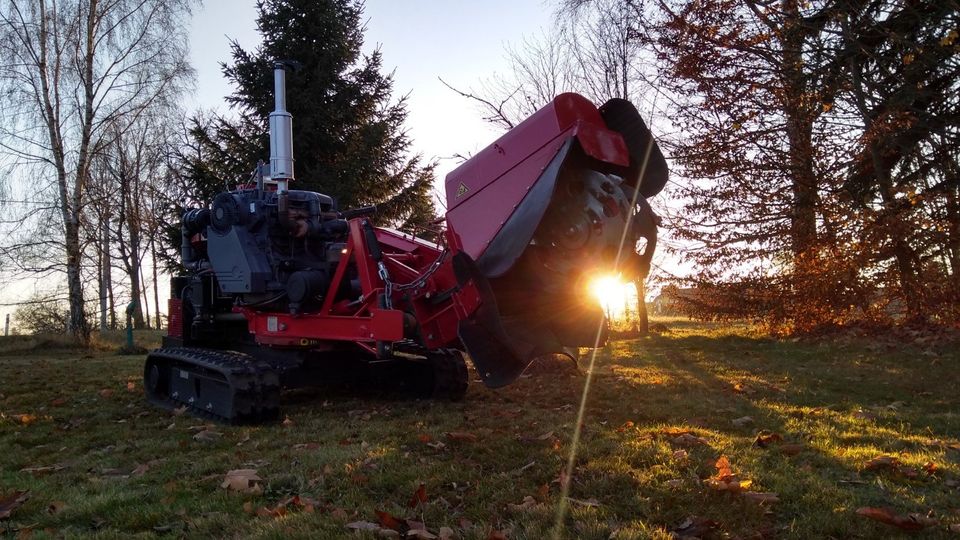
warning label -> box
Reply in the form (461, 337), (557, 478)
(456, 182), (469, 198)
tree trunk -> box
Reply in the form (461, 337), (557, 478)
(151, 237), (162, 329)
(781, 0), (818, 259)
(100, 215), (111, 331)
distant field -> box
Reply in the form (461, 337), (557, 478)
(1, 321), (958, 538)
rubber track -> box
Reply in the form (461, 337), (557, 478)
(394, 342), (468, 400)
(430, 348), (469, 401)
(144, 347), (280, 424)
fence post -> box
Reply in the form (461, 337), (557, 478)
(4, 313), (9, 336)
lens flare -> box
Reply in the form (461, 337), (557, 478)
(588, 274), (634, 318)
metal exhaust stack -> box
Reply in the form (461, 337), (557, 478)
(270, 61), (294, 192)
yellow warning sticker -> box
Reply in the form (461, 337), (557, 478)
(456, 182), (469, 198)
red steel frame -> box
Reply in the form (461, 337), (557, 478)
(234, 220), (481, 355)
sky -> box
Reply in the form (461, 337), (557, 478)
(186, 0), (557, 182)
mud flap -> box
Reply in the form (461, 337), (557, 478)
(453, 252), (531, 388)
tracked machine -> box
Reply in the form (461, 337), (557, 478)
(145, 62), (668, 423)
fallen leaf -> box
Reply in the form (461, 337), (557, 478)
(172, 405), (188, 416)
(19, 465), (63, 475)
(753, 430), (782, 448)
(742, 491), (780, 504)
(0, 490), (29, 520)
(731, 416), (754, 427)
(220, 469), (263, 494)
(17, 414), (37, 426)
(98, 389), (114, 399)
(438, 526), (456, 540)
(486, 530), (509, 540)
(615, 421), (635, 433)
(922, 462), (938, 475)
(330, 507), (349, 520)
(418, 434), (432, 443)
(292, 442), (320, 451)
(704, 455), (753, 493)
(670, 515), (718, 538)
(864, 455), (901, 472)
(949, 523), (960, 534)
(126, 381), (136, 392)
(375, 509), (407, 532)
(672, 449), (688, 460)
(445, 432), (478, 443)
(46, 501), (66, 515)
(50, 398), (67, 407)
(193, 430), (223, 442)
(408, 529), (437, 539)
(346, 520), (381, 531)
(508, 495), (537, 511)
(779, 443), (806, 456)
(408, 482), (427, 508)
(853, 409), (877, 420)
(856, 507), (936, 531)
(282, 416), (294, 427)
(671, 433), (709, 447)
(566, 497), (600, 507)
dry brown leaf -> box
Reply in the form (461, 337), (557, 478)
(949, 523), (960, 534)
(508, 495), (537, 511)
(731, 416), (754, 427)
(50, 397), (67, 407)
(330, 507), (349, 521)
(486, 530), (509, 540)
(345, 520), (381, 531)
(282, 416), (294, 427)
(375, 509), (407, 532)
(220, 469), (263, 494)
(417, 433), (432, 443)
(671, 433), (709, 447)
(438, 526), (456, 540)
(615, 421), (635, 433)
(408, 482), (427, 508)
(17, 414), (37, 426)
(126, 381), (136, 392)
(864, 455), (901, 471)
(0, 490), (29, 520)
(670, 515), (718, 538)
(193, 429), (223, 442)
(98, 389), (114, 399)
(742, 491), (780, 504)
(445, 431), (478, 442)
(567, 497), (600, 507)
(672, 449), (688, 460)
(779, 443), (806, 456)
(922, 461), (939, 475)
(407, 529), (438, 539)
(753, 431), (783, 448)
(19, 465), (63, 475)
(172, 405), (188, 416)
(856, 507), (937, 531)
(46, 501), (66, 515)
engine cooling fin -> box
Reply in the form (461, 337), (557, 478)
(143, 347), (280, 424)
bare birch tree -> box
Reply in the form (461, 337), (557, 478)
(0, 0), (194, 341)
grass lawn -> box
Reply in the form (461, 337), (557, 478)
(1, 320), (959, 539)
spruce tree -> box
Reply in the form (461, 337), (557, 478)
(198, 0), (436, 229)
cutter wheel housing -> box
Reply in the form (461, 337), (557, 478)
(145, 63), (666, 423)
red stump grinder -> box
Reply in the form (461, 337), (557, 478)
(145, 62), (667, 423)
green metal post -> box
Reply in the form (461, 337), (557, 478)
(125, 301), (136, 349)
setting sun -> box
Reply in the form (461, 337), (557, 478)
(588, 274), (636, 318)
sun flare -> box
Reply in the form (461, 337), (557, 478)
(588, 274), (635, 318)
